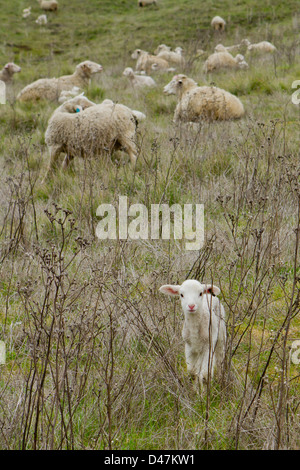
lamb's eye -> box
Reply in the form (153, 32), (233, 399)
(199, 292), (203, 297)
(180, 294), (184, 298)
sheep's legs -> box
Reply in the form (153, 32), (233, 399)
(41, 145), (62, 183)
(62, 154), (74, 170)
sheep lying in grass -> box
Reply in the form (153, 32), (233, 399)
(155, 44), (185, 68)
(42, 96), (143, 181)
(17, 61), (102, 102)
(160, 280), (226, 389)
(203, 51), (248, 73)
(123, 67), (156, 88)
(0, 62), (21, 85)
(38, 0), (58, 11)
(215, 39), (251, 55)
(211, 15), (226, 32)
(247, 40), (277, 54)
(131, 49), (171, 74)
(163, 74), (245, 122)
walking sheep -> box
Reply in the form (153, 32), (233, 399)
(42, 96), (142, 181)
(138, 0), (157, 6)
(159, 280), (227, 389)
(38, 0), (58, 11)
(17, 60), (102, 102)
(211, 16), (226, 32)
(163, 74), (245, 122)
(203, 51), (248, 73)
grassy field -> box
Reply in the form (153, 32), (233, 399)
(0, 0), (299, 450)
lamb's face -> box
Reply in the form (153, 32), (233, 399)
(77, 61), (103, 77)
(159, 280), (221, 315)
(5, 63), (21, 75)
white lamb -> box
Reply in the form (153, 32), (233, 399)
(159, 280), (227, 388)
(42, 96), (143, 181)
(211, 15), (226, 32)
(38, 0), (58, 11)
(163, 74), (245, 122)
(247, 41), (277, 54)
(131, 49), (171, 74)
(36, 14), (47, 25)
(203, 51), (248, 73)
(0, 62), (21, 85)
(17, 60), (102, 102)
(123, 67), (156, 88)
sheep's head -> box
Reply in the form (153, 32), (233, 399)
(215, 44), (226, 52)
(131, 49), (147, 60)
(76, 61), (103, 77)
(160, 280), (221, 314)
(123, 67), (135, 77)
(155, 44), (171, 54)
(163, 74), (197, 96)
(4, 63), (21, 75)
(58, 95), (95, 113)
(240, 38), (251, 47)
(174, 47), (183, 55)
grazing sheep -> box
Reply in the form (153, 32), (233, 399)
(163, 74), (245, 122)
(36, 14), (47, 25)
(203, 51), (248, 73)
(22, 7), (31, 18)
(247, 40), (277, 54)
(159, 280), (227, 388)
(155, 44), (185, 67)
(43, 96), (142, 180)
(0, 62), (21, 85)
(138, 0), (157, 6)
(17, 60), (102, 102)
(38, 0), (58, 11)
(123, 67), (156, 88)
(211, 15), (226, 32)
(131, 49), (171, 74)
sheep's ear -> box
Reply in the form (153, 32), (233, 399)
(159, 285), (181, 296)
(203, 285), (221, 296)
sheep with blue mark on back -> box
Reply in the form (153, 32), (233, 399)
(42, 95), (145, 182)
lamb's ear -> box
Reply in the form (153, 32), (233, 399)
(203, 285), (221, 296)
(159, 285), (181, 296)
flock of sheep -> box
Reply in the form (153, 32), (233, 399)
(1, 5), (278, 391)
